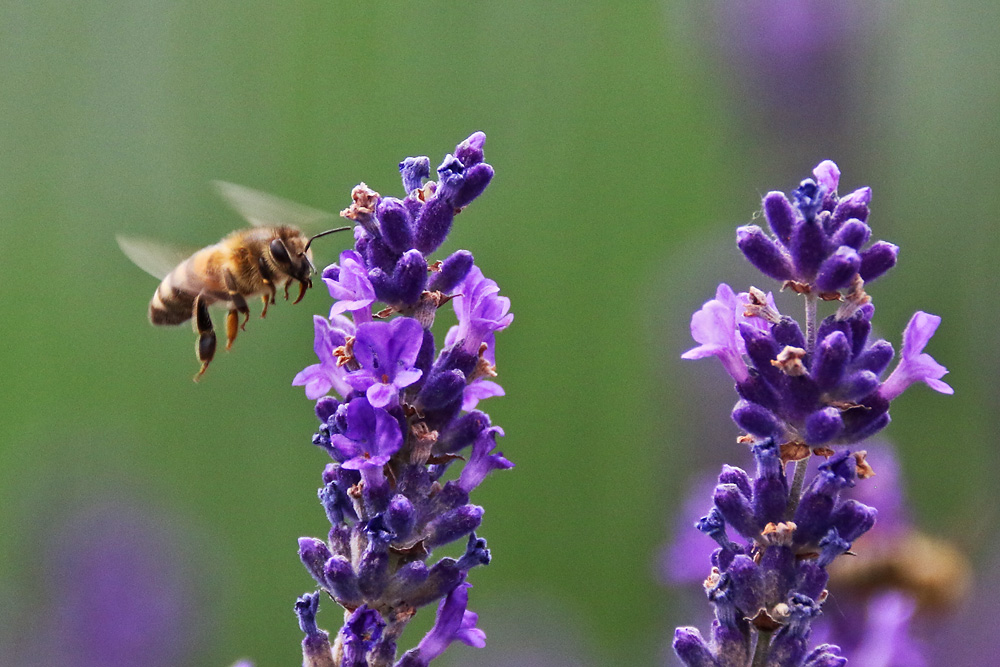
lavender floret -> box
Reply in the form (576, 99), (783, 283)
(291, 134), (511, 667)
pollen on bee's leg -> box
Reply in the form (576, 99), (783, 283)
(260, 294), (270, 318)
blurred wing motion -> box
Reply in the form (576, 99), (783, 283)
(116, 234), (196, 280)
(213, 180), (340, 231)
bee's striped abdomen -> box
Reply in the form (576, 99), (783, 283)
(148, 257), (199, 325)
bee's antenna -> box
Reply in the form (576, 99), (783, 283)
(303, 226), (352, 253)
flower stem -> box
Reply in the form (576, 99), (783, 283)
(805, 291), (818, 350)
(785, 457), (810, 519)
(751, 629), (773, 667)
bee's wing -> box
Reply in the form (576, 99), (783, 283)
(213, 181), (341, 231)
(116, 235), (195, 280)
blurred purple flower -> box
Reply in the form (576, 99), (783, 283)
(12, 500), (203, 667)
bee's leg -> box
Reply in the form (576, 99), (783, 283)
(257, 256), (277, 318)
(283, 279), (292, 301)
(192, 293), (216, 382)
(223, 270), (251, 351)
(292, 278), (310, 305)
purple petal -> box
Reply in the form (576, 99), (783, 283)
(879, 311), (953, 401)
(813, 160), (841, 194)
(462, 380), (505, 412)
(366, 382), (396, 409)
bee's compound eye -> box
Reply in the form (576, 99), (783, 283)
(270, 238), (291, 265)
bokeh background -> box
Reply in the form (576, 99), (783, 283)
(2, 1), (998, 665)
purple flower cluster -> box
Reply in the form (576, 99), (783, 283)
(673, 162), (951, 666)
(291, 133), (513, 667)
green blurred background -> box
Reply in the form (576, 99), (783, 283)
(1, 1), (997, 665)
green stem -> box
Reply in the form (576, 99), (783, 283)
(751, 629), (773, 667)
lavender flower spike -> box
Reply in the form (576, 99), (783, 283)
(294, 134), (511, 667)
(879, 311), (953, 401)
(674, 162), (952, 666)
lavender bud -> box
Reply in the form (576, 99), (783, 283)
(415, 369), (466, 412)
(732, 400), (782, 439)
(672, 627), (718, 667)
(425, 505), (484, 549)
(727, 555), (765, 616)
(428, 250), (474, 294)
(771, 316), (806, 349)
(805, 407), (844, 445)
(376, 197), (414, 253)
(298, 538), (333, 588)
(452, 162), (494, 209)
(859, 241), (899, 282)
(815, 246), (861, 292)
(762, 191), (797, 242)
(436, 155), (466, 204)
(295, 592), (335, 667)
(413, 196), (455, 255)
(324, 556), (363, 608)
(454, 131), (486, 166)
(751, 440), (788, 527)
(811, 331), (850, 391)
(736, 225), (795, 281)
(714, 483), (758, 540)
(399, 156), (430, 194)
(718, 465), (752, 500)
(830, 218), (871, 250)
(831, 186), (872, 226)
(803, 644), (848, 667)
(386, 494), (416, 545)
(829, 499), (877, 542)
(790, 217), (828, 280)
(390, 250), (428, 307)
(854, 339), (894, 375)
(837, 370), (880, 402)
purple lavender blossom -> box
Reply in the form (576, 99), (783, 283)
(325, 250), (377, 324)
(681, 283), (776, 383)
(292, 134), (512, 667)
(397, 583), (486, 667)
(345, 318), (424, 408)
(878, 311), (953, 401)
(293, 315), (355, 400)
(673, 162), (952, 666)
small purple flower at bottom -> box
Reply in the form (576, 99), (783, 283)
(396, 583), (486, 667)
(879, 311), (953, 401)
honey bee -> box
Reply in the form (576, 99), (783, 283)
(117, 182), (350, 381)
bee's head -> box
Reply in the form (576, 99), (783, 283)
(270, 226), (351, 284)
